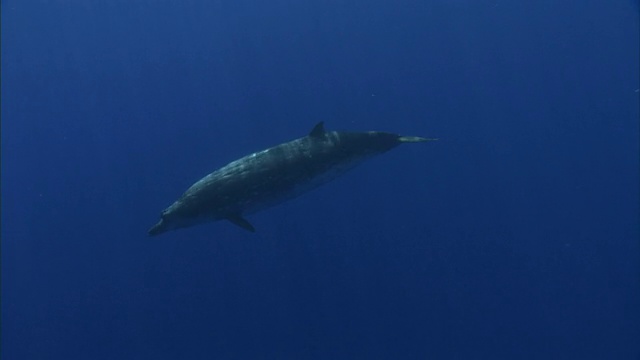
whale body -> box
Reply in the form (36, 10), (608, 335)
(148, 122), (436, 235)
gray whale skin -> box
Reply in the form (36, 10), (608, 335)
(149, 122), (436, 236)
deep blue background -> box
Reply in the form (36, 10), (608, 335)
(2, 0), (639, 359)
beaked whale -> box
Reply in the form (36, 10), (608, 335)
(148, 122), (436, 235)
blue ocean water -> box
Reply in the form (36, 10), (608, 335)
(2, 0), (639, 359)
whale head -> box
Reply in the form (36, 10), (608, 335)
(148, 201), (211, 236)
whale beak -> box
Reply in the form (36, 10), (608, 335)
(148, 219), (168, 236)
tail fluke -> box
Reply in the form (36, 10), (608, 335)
(398, 136), (439, 143)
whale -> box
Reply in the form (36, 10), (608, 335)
(148, 122), (436, 236)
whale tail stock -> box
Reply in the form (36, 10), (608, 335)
(398, 136), (439, 143)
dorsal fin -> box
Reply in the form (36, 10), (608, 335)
(309, 122), (325, 138)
